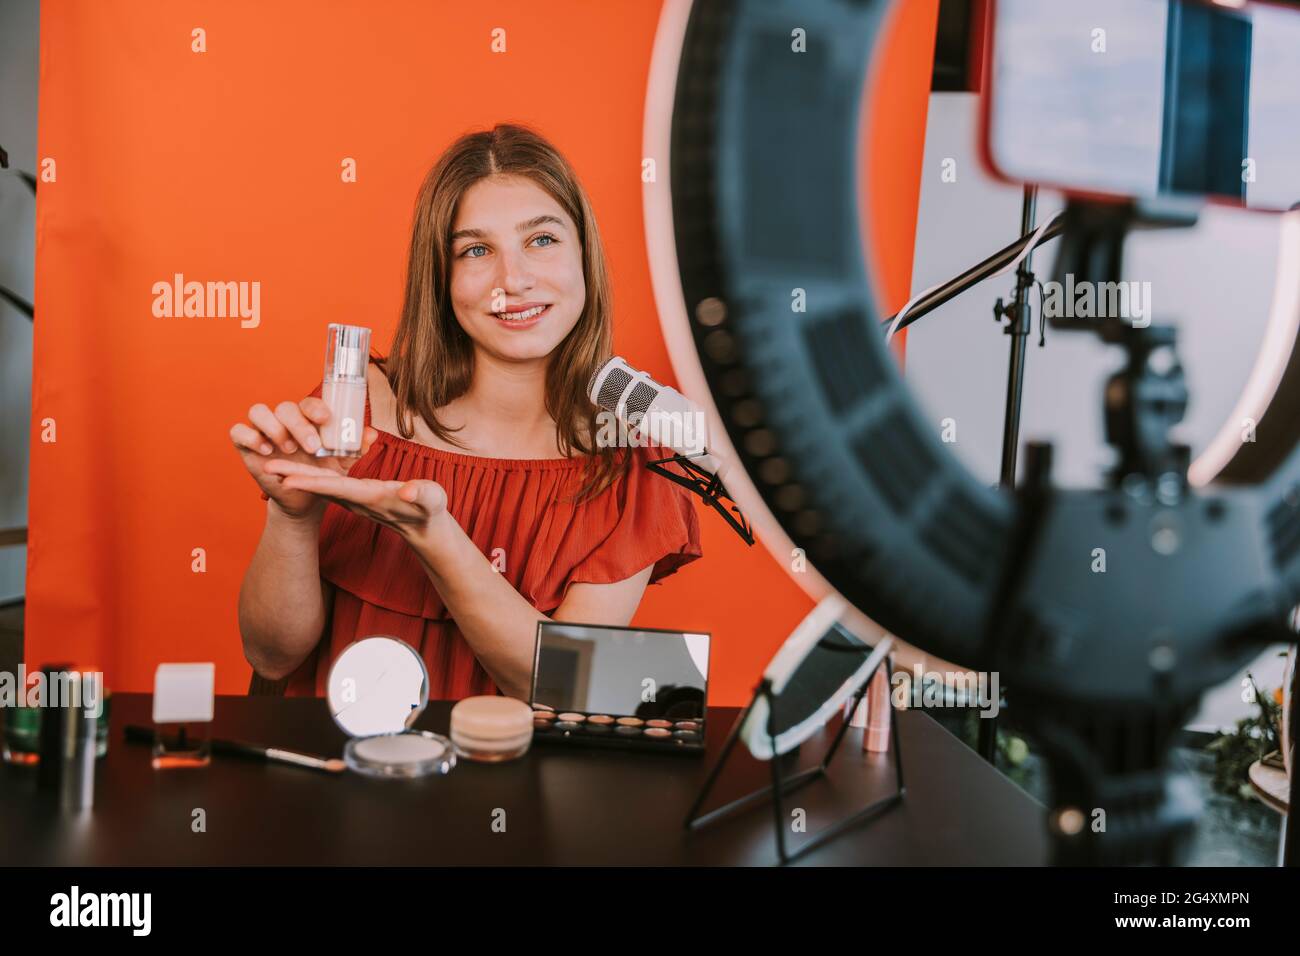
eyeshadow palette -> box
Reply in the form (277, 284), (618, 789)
(530, 707), (706, 755)
(529, 621), (710, 757)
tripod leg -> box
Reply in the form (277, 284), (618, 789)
(821, 677), (871, 772)
(888, 656), (906, 793)
(977, 709), (999, 763)
(683, 691), (757, 828)
(1022, 695), (1198, 865)
(769, 728), (789, 865)
(1285, 641), (1298, 865)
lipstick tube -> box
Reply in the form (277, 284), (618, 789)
(865, 666), (892, 753)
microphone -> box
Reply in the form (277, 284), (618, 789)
(588, 357), (754, 545)
(588, 357), (728, 477)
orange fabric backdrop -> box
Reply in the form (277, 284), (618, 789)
(28, 0), (937, 701)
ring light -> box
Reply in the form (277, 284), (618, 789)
(649, 0), (1300, 864)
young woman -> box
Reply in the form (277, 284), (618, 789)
(231, 124), (702, 702)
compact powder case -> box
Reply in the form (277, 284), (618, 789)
(450, 696), (533, 762)
(327, 636), (456, 779)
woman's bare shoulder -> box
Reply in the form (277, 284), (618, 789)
(366, 359), (396, 430)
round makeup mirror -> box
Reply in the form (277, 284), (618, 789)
(327, 636), (429, 738)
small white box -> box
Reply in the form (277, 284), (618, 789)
(152, 663), (215, 724)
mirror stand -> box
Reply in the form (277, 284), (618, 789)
(683, 652), (903, 866)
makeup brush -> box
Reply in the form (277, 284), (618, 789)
(124, 725), (346, 774)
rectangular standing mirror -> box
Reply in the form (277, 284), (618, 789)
(531, 621), (710, 719)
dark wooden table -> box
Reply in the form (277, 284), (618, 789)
(0, 694), (1047, 865)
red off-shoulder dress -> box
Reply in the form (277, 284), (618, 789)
(258, 361), (704, 699)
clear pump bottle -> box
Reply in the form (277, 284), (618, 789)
(318, 324), (371, 458)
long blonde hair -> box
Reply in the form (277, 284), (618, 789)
(379, 123), (630, 503)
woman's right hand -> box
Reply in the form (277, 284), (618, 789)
(230, 397), (379, 520)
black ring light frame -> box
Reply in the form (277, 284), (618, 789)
(665, 0), (1300, 864)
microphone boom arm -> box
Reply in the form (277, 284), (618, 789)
(645, 451), (755, 545)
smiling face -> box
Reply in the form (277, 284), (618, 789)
(448, 174), (587, 364)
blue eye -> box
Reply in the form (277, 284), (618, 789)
(532, 233), (557, 248)
(462, 244), (487, 258)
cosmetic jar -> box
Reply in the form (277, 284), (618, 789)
(2, 704), (41, 766)
(327, 636), (455, 780)
(449, 696), (533, 762)
(4, 671), (110, 766)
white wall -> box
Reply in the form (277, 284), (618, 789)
(905, 93), (1290, 731)
(0, 0), (37, 603)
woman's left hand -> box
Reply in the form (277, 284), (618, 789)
(262, 459), (448, 541)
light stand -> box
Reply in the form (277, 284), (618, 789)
(1011, 198), (1207, 864)
(981, 185), (1043, 762)
(884, 186), (1052, 764)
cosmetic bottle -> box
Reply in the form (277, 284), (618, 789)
(865, 667), (892, 753)
(59, 671), (98, 811)
(7, 665), (109, 766)
(317, 323), (371, 458)
(0, 666), (34, 765)
(35, 663), (75, 791)
(30, 666), (100, 810)
(2, 701), (40, 766)
(152, 663), (215, 769)
(2, 691), (110, 765)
